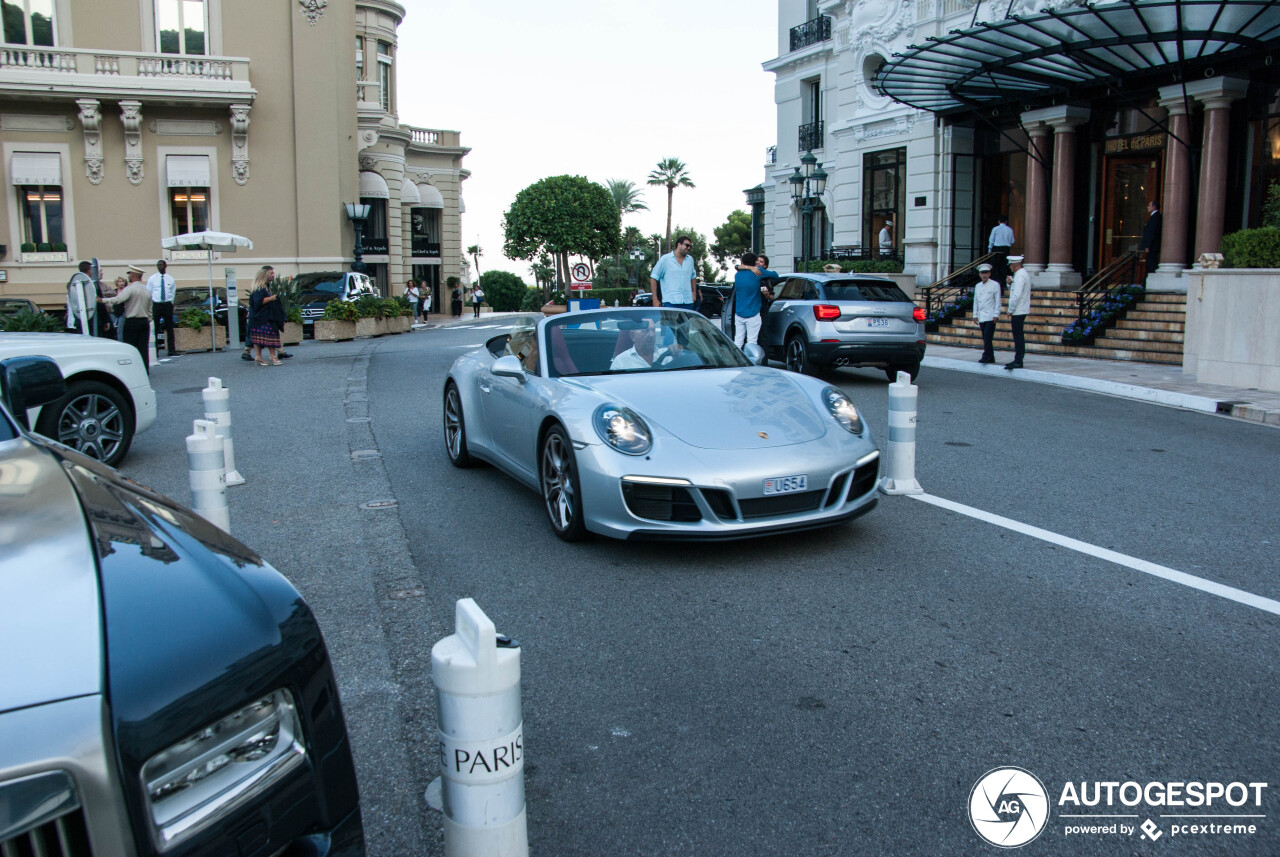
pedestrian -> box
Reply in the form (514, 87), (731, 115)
(649, 235), (699, 310)
(756, 254), (778, 325)
(973, 263), (1000, 364)
(148, 259), (177, 356)
(987, 214), (1015, 284)
(732, 252), (764, 351)
(102, 266), (152, 373)
(64, 261), (97, 334)
(110, 276), (128, 340)
(878, 220), (894, 258)
(471, 283), (485, 318)
(241, 266), (291, 360)
(247, 267), (284, 366)
(1139, 199), (1162, 276)
(449, 277), (462, 317)
(421, 282), (433, 317)
(1005, 255), (1030, 370)
(405, 279), (421, 322)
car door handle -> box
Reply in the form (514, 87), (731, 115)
(480, 382), (491, 394)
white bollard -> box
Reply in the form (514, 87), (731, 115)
(879, 371), (923, 495)
(186, 419), (230, 532)
(149, 332), (159, 368)
(201, 377), (245, 486)
(429, 598), (527, 857)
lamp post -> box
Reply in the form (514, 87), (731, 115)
(789, 151), (828, 272)
(344, 202), (371, 274)
(629, 247), (645, 290)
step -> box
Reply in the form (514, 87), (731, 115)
(1113, 319), (1185, 332)
(1137, 293), (1188, 304)
(1090, 335), (1183, 353)
(928, 337), (1184, 365)
(1099, 327), (1184, 343)
(1126, 310), (1188, 323)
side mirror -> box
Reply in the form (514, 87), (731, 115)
(742, 343), (767, 366)
(491, 354), (527, 382)
(0, 356), (66, 430)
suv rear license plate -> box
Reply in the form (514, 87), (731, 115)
(763, 474), (808, 495)
(866, 317), (891, 328)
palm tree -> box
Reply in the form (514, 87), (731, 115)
(466, 245), (483, 281)
(606, 179), (648, 221)
(646, 158), (695, 251)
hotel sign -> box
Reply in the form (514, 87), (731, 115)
(1105, 134), (1165, 154)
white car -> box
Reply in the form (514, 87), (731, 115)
(0, 332), (156, 466)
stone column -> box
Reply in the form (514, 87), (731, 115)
(1153, 85), (1194, 288)
(1022, 105), (1089, 287)
(1186, 77), (1250, 264)
(1022, 122), (1051, 275)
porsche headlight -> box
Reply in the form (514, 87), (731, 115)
(593, 404), (652, 455)
(141, 689), (306, 851)
(823, 387), (863, 434)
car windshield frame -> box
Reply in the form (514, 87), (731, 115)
(545, 309), (751, 378)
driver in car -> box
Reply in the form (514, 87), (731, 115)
(610, 319), (667, 370)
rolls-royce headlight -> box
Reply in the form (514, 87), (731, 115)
(823, 387), (863, 434)
(593, 404), (652, 455)
(141, 689), (306, 851)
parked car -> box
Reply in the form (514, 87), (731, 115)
(443, 308), (880, 541)
(0, 331), (156, 466)
(697, 283), (734, 318)
(725, 273), (926, 381)
(0, 355), (365, 857)
(0, 297), (41, 319)
(295, 272), (377, 334)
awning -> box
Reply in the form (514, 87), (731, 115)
(875, 0), (1280, 114)
(10, 152), (60, 186)
(359, 170), (389, 199)
(417, 183), (444, 208)
(166, 154), (211, 187)
(400, 180), (421, 205)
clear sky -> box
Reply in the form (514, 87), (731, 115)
(396, 0), (779, 281)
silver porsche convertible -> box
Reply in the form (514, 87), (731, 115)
(442, 308), (880, 541)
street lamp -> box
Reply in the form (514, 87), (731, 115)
(344, 202), (371, 274)
(790, 151), (828, 272)
(629, 247), (645, 289)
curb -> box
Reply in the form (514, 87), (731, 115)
(921, 355), (1223, 414)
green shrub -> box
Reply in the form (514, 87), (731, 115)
(321, 299), (358, 321)
(19, 242), (34, 254)
(0, 308), (60, 332)
(179, 307), (211, 330)
(378, 298), (401, 318)
(392, 294), (414, 316)
(803, 259), (904, 274)
(285, 306), (303, 324)
(1221, 227), (1280, 268)
(1263, 182), (1280, 229)
(36, 242), (51, 253)
(354, 295), (382, 318)
(584, 287), (634, 307)
(519, 289), (543, 312)
(547, 290), (567, 306)
(479, 270), (529, 312)
(51, 242), (66, 252)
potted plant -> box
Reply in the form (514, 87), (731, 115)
(174, 307), (227, 352)
(354, 294), (384, 337)
(383, 297), (409, 334)
(282, 306), (304, 345)
(315, 298), (357, 341)
(0, 307), (61, 333)
(541, 289), (569, 316)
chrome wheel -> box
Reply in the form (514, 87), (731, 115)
(541, 426), (586, 541)
(36, 381), (132, 466)
(443, 384), (473, 467)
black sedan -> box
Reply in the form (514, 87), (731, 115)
(0, 356), (365, 856)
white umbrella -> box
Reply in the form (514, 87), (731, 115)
(161, 231), (254, 351)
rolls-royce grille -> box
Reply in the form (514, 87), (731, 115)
(1, 809), (93, 856)
(738, 489), (825, 519)
(1, 771), (93, 857)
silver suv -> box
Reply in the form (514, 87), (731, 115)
(743, 273), (926, 381)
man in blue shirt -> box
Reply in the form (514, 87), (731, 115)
(649, 235), (699, 309)
(732, 252), (763, 350)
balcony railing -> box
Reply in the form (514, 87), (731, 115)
(0, 46), (251, 101)
(406, 125), (462, 148)
(356, 79), (381, 106)
(798, 120), (824, 152)
(789, 16), (832, 52)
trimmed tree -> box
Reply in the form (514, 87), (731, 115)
(479, 270), (529, 312)
(502, 175), (621, 288)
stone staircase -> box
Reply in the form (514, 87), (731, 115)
(926, 292), (1186, 365)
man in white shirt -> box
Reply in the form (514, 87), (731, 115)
(64, 261), (97, 334)
(610, 320), (666, 370)
(1004, 255), (1031, 370)
(649, 235), (699, 309)
(147, 259), (177, 356)
(987, 214), (1015, 283)
(878, 221), (894, 257)
(973, 263), (1001, 364)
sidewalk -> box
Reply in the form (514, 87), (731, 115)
(924, 344), (1280, 427)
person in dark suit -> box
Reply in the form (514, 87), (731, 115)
(1139, 199), (1162, 275)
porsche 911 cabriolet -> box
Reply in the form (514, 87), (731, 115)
(442, 308), (880, 541)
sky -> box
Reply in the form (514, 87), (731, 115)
(395, 0), (779, 281)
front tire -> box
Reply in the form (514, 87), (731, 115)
(785, 334), (814, 375)
(540, 425), (587, 541)
(35, 380), (134, 466)
(443, 383), (475, 467)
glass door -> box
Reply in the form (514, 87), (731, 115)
(1100, 155), (1160, 269)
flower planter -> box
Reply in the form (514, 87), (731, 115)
(355, 317), (383, 337)
(314, 319), (356, 341)
(387, 315), (409, 334)
(541, 304), (569, 316)
(281, 322), (303, 345)
(174, 325), (226, 353)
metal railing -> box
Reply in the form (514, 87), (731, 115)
(1076, 250), (1144, 319)
(790, 15), (832, 51)
(918, 252), (997, 327)
(798, 120), (824, 152)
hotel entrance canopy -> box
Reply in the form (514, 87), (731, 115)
(874, 0), (1280, 115)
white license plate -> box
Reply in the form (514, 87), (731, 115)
(865, 317), (891, 328)
(763, 474), (808, 495)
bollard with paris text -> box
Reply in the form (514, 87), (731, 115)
(201, 377), (245, 486)
(879, 371), (923, 495)
(186, 419), (230, 532)
(428, 598), (527, 857)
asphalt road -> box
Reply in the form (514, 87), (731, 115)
(122, 320), (1280, 856)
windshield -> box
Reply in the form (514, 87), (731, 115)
(822, 280), (910, 302)
(546, 309), (750, 378)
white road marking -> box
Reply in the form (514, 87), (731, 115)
(909, 493), (1280, 617)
